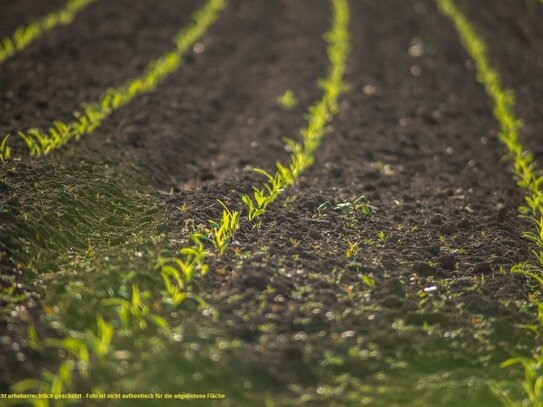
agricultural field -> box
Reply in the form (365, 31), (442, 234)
(1, 0), (543, 405)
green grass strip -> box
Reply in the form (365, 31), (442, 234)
(0, 0), (99, 65)
(7, 0), (226, 158)
(437, 0), (543, 405)
(157, 0), (350, 305)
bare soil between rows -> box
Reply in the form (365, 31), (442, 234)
(1, 0), (543, 405)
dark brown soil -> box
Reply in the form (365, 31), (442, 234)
(0, 0), (196, 141)
(1, 0), (543, 405)
(465, 0), (543, 158)
(0, 0), (67, 37)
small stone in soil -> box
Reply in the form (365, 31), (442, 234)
(420, 245), (440, 255)
(439, 222), (457, 235)
(437, 255), (457, 270)
(412, 262), (435, 276)
(473, 262), (492, 274)
(496, 206), (508, 223)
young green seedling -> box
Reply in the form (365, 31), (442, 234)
(345, 241), (359, 258)
(360, 274), (376, 289)
(0, 135), (10, 161)
(277, 89), (298, 110)
(207, 200), (240, 254)
(317, 195), (377, 216)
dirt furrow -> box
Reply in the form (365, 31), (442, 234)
(1, 0), (540, 405)
(154, 0), (535, 405)
(74, 0), (329, 187)
(0, 0), (332, 396)
(0, 0), (197, 142)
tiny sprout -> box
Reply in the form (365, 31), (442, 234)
(277, 89), (298, 110)
(360, 274), (376, 288)
(377, 231), (388, 243)
(0, 135), (10, 162)
(345, 241), (359, 258)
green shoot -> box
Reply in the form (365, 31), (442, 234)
(27, 326), (39, 351)
(360, 274), (376, 289)
(277, 89), (298, 110)
(207, 200), (241, 254)
(317, 195), (376, 216)
(377, 231), (388, 243)
(155, 200), (238, 305)
(0, 135), (10, 162)
(345, 241), (359, 258)
(103, 284), (168, 331)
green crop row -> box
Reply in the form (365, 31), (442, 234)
(11, 0), (351, 400)
(9, 0), (227, 402)
(0, 0), (98, 65)
(158, 0), (350, 307)
(242, 0), (350, 221)
(4, 0), (226, 159)
(437, 0), (543, 405)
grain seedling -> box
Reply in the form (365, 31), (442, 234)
(155, 200), (239, 305)
(102, 284), (168, 330)
(0, 135), (10, 162)
(44, 337), (90, 379)
(345, 241), (359, 258)
(0, 0), (99, 65)
(206, 200), (241, 254)
(360, 274), (376, 289)
(7, 0), (227, 157)
(437, 0), (543, 403)
(317, 195), (376, 216)
(14, 316), (114, 405)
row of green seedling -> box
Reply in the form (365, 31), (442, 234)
(159, 0), (351, 309)
(15, 0), (351, 400)
(242, 0), (350, 221)
(437, 0), (543, 405)
(1, 0), (226, 160)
